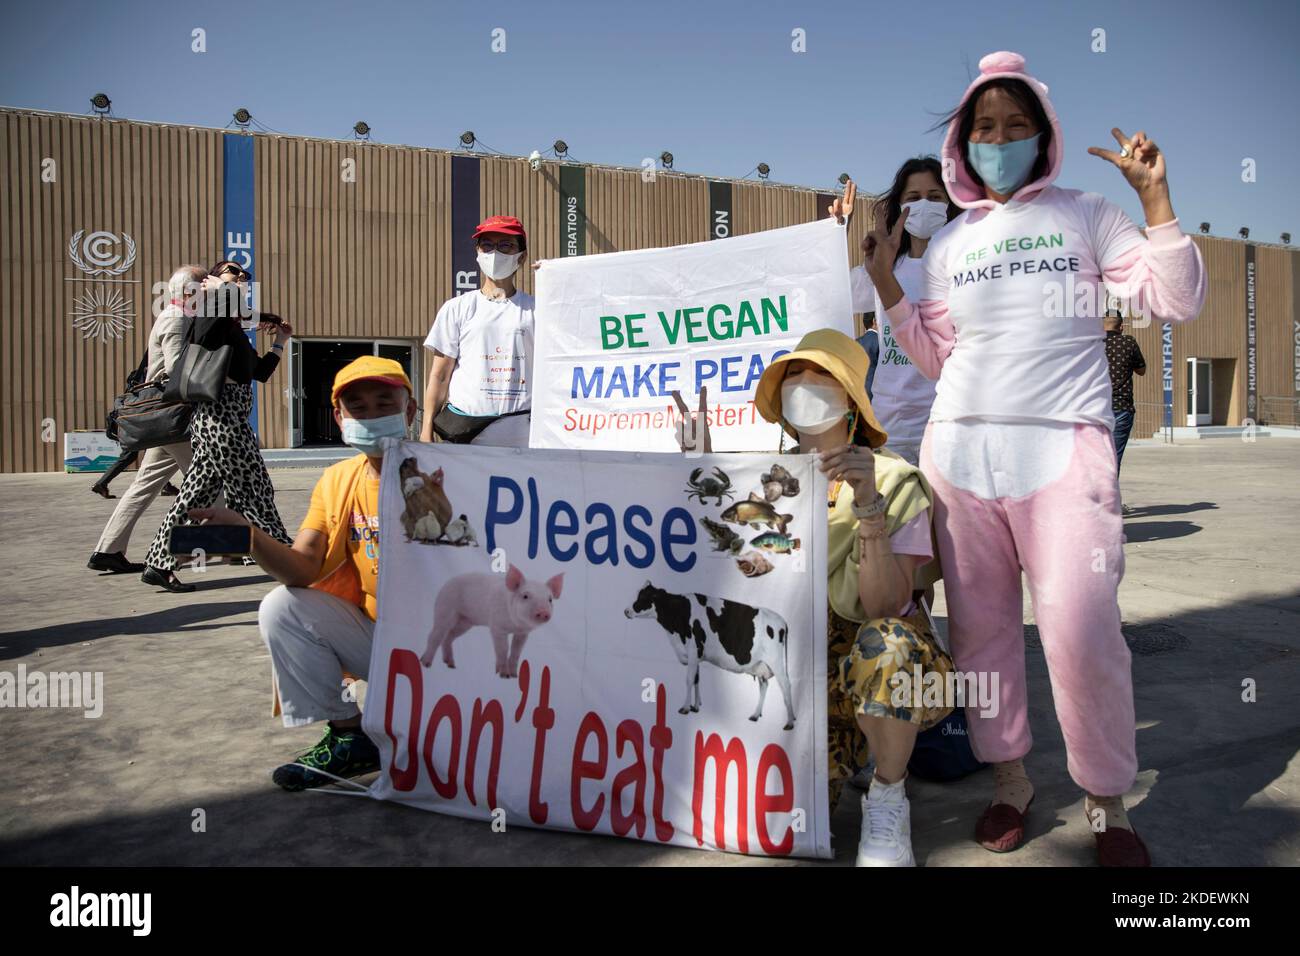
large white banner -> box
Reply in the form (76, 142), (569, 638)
(363, 440), (831, 858)
(529, 218), (854, 452)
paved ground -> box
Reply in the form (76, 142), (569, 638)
(1, 439), (1296, 866)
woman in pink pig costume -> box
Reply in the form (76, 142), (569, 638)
(857, 51), (1206, 866)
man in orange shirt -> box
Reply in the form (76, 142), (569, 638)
(188, 356), (415, 790)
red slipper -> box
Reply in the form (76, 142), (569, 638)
(976, 796), (1033, 852)
(1096, 826), (1151, 867)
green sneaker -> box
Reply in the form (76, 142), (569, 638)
(272, 724), (381, 792)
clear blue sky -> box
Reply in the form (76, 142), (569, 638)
(2, 0), (1296, 242)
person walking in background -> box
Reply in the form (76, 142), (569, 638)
(139, 260), (293, 592)
(91, 449), (178, 500)
(847, 159), (958, 465)
(420, 215), (535, 447)
(857, 313), (880, 400)
(88, 264), (211, 573)
(1104, 309), (1146, 481)
(850, 230), (879, 399)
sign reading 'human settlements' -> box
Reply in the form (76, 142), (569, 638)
(529, 218), (855, 451)
(363, 440), (832, 858)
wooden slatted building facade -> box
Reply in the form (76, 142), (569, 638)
(1, 105), (1297, 471)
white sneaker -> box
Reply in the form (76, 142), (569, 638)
(855, 777), (915, 867)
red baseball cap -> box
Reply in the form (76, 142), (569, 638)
(472, 215), (527, 242)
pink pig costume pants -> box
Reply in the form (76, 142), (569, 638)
(920, 419), (1136, 797)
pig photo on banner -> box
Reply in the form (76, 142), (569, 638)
(363, 440), (832, 858)
(529, 218), (854, 452)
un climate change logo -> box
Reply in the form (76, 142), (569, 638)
(68, 229), (137, 276)
(67, 229), (139, 343)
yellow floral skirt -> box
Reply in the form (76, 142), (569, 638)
(827, 606), (954, 808)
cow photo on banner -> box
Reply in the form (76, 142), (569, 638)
(529, 218), (854, 452)
(362, 440), (832, 858)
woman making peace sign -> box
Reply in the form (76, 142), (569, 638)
(845, 51), (1206, 866)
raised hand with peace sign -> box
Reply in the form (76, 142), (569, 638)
(861, 203), (910, 312)
(1088, 127), (1176, 227)
(671, 387), (712, 455)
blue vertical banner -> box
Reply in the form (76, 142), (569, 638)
(451, 155), (481, 295)
(223, 133), (258, 433)
(1161, 322), (1173, 428)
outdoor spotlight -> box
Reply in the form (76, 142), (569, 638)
(838, 173), (851, 185)
(528, 149), (542, 172)
(233, 108), (252, 127)
(757, 163), (770, 179)
(459, 130), (476, 148)
(90, 93), (111, 114)
(1199, 222), (1210, 234)
(1239, 227), (1249, 239)
(353, 121), (370, 139)
(1282, 232), (1291, 245)
(660, 151), (674, 169)
(553, 139), (569, 158)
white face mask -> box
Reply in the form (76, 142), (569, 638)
(477, 250), (522, 281)
(781, 381), (849, 434)
(901, 199), (949, 240)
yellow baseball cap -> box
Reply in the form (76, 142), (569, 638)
(331, 356), (413, 406)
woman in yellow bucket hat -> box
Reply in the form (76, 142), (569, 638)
(684, 328), (954, 867)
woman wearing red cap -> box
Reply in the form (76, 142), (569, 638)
(421, 215), (535, 447)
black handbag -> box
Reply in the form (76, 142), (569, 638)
(165, 316), (232, 405)
(431, 404), (530, 443)
(105, 352), (193, 455)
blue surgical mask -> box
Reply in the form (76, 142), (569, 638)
(341, 412), (408, 456)
(966, 133), (1042, 195)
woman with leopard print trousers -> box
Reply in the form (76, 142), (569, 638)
(141, 261), (294, 592)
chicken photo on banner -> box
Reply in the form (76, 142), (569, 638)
(362, 440), (831, 858)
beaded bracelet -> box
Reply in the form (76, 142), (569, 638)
(851, 493), (886, 520)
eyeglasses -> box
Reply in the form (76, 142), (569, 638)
(217, 266), (250, 282)
(476, 239), (520, 254)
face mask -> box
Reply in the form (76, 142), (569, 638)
(901, 199), (949, 239)
(966, 132), (1042, 195)
(341, 412), (408, 456)
(781, 382), (849, 434)
(477, 250), (522, 281)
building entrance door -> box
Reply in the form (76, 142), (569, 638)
(1186, 358), (1212, 426)
(291, 340), (420, 446)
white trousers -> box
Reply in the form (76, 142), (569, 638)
(472, 412), (531, 447)
(94, 440), (224, 554)
(259, 585), (374, 728)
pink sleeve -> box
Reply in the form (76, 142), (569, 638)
(888, 509), (933, 564)
(1096, 210), (1207, 324)
(888, 296), (954, 381)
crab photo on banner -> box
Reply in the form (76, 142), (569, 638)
(363, 440), (831, 858)
(529, 217), (854, 452)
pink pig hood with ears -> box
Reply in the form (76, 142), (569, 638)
(942, 51), (1065, 211)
